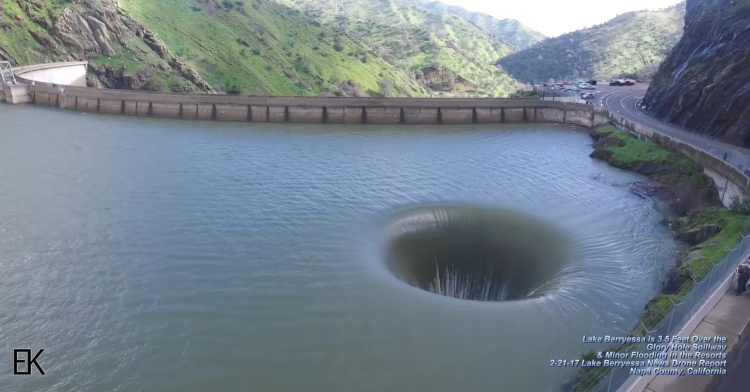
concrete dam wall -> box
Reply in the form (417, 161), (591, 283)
(3, 62), (597, 127)
(23, 85), (596, 126)
(13, 61), (88, 88)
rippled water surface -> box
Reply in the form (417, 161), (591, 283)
(0, 105), (679, 392)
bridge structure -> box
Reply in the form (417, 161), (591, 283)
(2, 61), (750, 392)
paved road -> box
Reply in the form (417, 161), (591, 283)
(705, 319), (750, 392)
(596, 86), (750, 174)
(595, 85), (750, 391)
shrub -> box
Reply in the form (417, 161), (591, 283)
(730, 196), (750, 214)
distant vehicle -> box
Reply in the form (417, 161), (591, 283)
(587, 79), (597, 86)
(579, 83), (596, 90)
(624, 79), (636, 86)
(609, 79), (625, 86)
(581, 92), (594, 100)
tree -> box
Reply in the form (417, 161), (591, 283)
(379, 78), (394, 97)
(442, 69), (455, 90)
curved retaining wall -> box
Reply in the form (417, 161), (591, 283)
(594, 106), (750, 205)
(14, 61), (88, 87)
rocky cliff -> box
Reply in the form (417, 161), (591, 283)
(642, 0), (750, 145)
(0, 0), (213, 92)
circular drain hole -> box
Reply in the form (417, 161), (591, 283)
(384, 204), (571, 302)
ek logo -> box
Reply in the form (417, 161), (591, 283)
(13, 349), (45, 375)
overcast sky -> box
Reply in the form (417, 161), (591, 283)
(434, 0), (684, 37)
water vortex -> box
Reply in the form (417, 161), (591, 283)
(383, 204), (572, 302)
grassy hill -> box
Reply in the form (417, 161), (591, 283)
(417, 1), (546, 50)
(118, 0), (431, 96)
(497, 2), (686, 83)
(274, 0), (521, 96)
(0, 0), (538, 97)
(0, 0), (431, 96)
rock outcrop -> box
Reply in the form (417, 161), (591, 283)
(0, 0), (213, 93)
(675, 222), (723, 244)
(642, 0), (750, 146)
(54, 7), (100, 53)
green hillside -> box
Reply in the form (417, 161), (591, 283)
(497, 2), (686, 83)
(0, 0), (214, 92)
(118, 0), (429, 96)
(0, 0), (431, 96)
(417, 1), (546, 50)
(275, 0), (521, 96)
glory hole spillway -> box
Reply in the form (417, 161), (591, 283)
(383, 204), (572, 302)
(0, 103), (680, 392)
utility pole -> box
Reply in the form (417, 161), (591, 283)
(26, 51), (36, 85)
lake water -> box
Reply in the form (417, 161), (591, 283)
(0, 105), (679, 392)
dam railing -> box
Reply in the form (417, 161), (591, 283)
(672, 130), (750, 182)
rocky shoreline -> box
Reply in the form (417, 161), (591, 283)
(589, 124), (741, 294)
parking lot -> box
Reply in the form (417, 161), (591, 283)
(535, 83), (646, 104)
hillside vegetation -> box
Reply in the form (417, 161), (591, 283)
(417, 1), (546, 50)
(0, 0), (215, 92)
(497, 2), (686, 83)
(118, 0), (432, 96)
(0, 0), (431, 96)
(0, 0), (544, 97)
(274, 0), (522, 96)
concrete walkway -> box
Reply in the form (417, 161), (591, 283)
(706, 318), (750, 392)
(635, 275), (750, 392)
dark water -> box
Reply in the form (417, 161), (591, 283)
(0, 105), (678, 392)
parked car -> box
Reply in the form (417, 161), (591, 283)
(587, 79), (597, 86)
(624, 79), (636, 86)
(609, 79), (625, 86)
(580, 83), (596, 90)
(581, 92), (595, 100)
